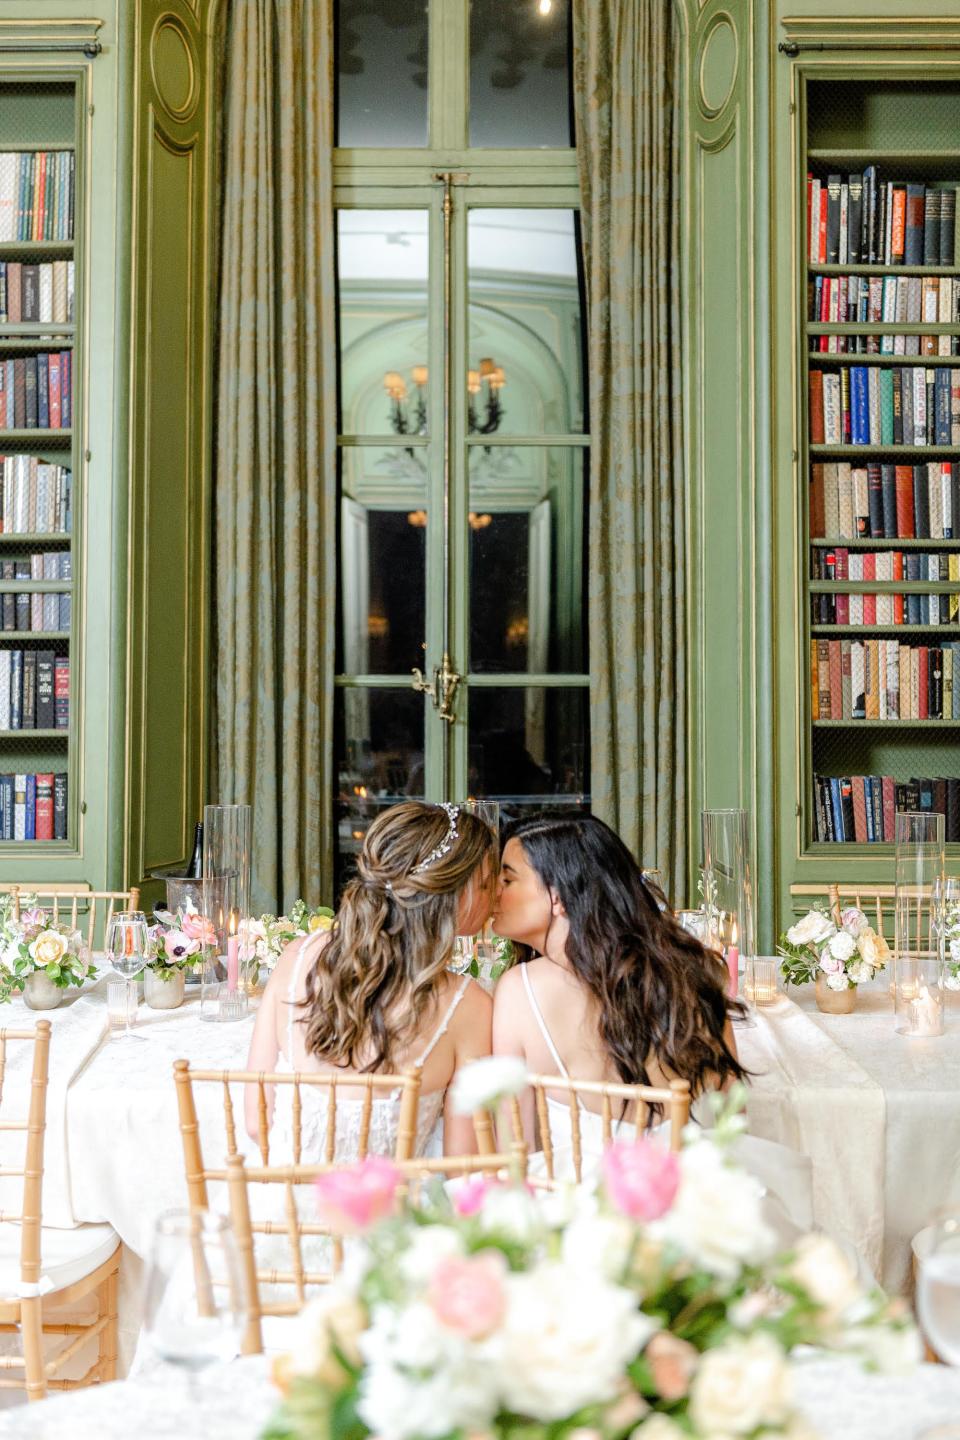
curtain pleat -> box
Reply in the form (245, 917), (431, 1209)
(572, 0), (687, 899)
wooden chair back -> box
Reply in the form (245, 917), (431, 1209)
(789, 882), (895, 939)
(1, 884), (141, 952)
(172, 1061), (424, 1211)
(0, 1022), (52, 1297)
(226, 1146), (528, 1354)
(485, 1074), (691, 1184)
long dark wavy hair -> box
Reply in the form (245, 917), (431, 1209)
(300, 801), (495, 1071)
(502, 813), (746, 1109)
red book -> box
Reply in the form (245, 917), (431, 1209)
(33, 152), (46, 245)
(919, 648), (929, 719)
(35, 772), (53, 841)
(818, 186), (828, 262)
(807, 173), (814, 262)
(835, 548), (849, 624)
(895, 465), (916, 538)
(891, 186), (906, 263)
(852, 776), (868, 843)
(54, 655), (69, 729)
(810, 463), (826, 537)
(48, 353), (61, 429)
(809, 371), (825, 444)
(862, 553), (877, 624)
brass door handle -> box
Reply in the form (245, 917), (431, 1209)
(411, 652), (461, 724)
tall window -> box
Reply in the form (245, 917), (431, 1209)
(333, 0), (589, 884)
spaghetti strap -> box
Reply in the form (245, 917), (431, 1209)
(520, 964), (570, 1080)
(414, 976), (471, 1068)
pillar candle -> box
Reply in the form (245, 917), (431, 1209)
(726, 945), (739, 999)
(226, 934), (239, 992)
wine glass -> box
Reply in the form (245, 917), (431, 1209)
(142, 1210), (245, 1397)
(104, 909), (149, 1043)
(917, 1208), (960, 1365)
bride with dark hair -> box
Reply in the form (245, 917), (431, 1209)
(491, 812), (746, 1150)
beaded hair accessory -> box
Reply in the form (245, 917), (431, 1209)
(410, 802), (461, 875)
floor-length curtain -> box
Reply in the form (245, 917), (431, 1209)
(212, 0), (337, 910)
(572, 1), (686, 899)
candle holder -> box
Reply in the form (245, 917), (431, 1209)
(201, 803), (252, 1023)
(894, 811), (945, 1038)
(743, 957), (778, 1007)
(701, 808), (756, 1025)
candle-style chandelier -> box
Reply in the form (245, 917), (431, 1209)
(383, 358), (506, 441)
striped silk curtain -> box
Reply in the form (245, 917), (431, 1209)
(212, 0), (337, 910)
(572, 1), (687, 900)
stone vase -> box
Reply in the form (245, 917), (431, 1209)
(143, 968), (185, 1010)
(22, 971), (64, 1011)
(815, 975), (857, 1015)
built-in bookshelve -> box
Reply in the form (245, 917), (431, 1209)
(0, 96), (77, 845)
(802, 75), (960, 849)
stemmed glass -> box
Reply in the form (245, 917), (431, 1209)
(142, 1210), (246, 1398)
(104, 910), (149, 1043)
(917, 1208), (960, 1365)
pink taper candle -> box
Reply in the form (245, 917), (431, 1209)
(226, 933), (239, 992)
(726, 945), (739, 999)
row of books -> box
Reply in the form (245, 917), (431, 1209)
(812, 547), (960, 577)
(0, 458), (72, 535)
(0, 353), (72, 431)
(0, 773), (68, 842)
(810, 273), (960, 327)
(809, 334), (960, 356)
(0, 651), (69, 730)
(0, 152), (75, 244)
(811, 638), (960, 720)
(807, 171), (958, 267)
(1, 597), (71, 635)
(810, 460), (960, 540)
(812, 593), (958, 628)
(813, 775), (960, 844)
(0, 260), (74, 326)
(809, 366), (960, 447)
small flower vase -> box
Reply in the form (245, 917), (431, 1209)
(143, 968), (185, 1010)
(22, 971), (63, 1011)
(815, 975), (856, 1014)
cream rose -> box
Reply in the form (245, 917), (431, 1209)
(786, 910), (835, 947)
(857, 928), (890, 967)
(788, 1234), (862, 1324)
(28, 929), (67, 968)
(283, 1286), (367, 1386)
(690, 1333), (791, 1435)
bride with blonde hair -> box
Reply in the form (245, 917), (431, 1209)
(245, 800), (496, 1158)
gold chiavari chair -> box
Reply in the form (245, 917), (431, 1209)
(225, 1146), (528, 1355)
(0, 1021), (121, 1401)
(481, 1074), (691, 1186)
(1, 884), (142, 953)
(789, 881), (895, 938)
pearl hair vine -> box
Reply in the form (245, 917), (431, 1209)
(410, 802), (461, 875)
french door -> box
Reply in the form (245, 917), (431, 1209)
(333, 178), (590, 884)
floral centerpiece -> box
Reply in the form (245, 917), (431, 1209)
(261, 1082), (915, 1440)
(0, 892), (95, 1008)
(144, 899), (218, 1009)
(778, 905), (890, 1014)
(240, 901), (335, 979)
(942, 893), (960, 993)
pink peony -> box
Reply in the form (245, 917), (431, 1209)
(314, 1156), (401, 1234)
(181, 911), (217, 945)
(602, 1138), (680, 1222)
(428, 1253), (506, 1338)
(452, 1175), (495, 1217)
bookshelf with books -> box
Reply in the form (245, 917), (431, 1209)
(774, 29), (960, 916)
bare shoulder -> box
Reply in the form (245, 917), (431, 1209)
(492, 962), (525, 1006)
(268, 932), (329, 1002)
(452, 975), (492, 1024)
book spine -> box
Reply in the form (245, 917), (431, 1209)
(35, 772), (53, 841)
(53, 772), (67, 841)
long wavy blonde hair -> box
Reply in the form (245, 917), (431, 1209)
(301, 801), (495, 1071)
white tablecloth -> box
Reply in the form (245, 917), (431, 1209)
(0, 1355), (957, 1439)
(739, 978), (960, 1293)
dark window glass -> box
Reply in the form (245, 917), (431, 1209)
(467, 685), (589, 825)
(334, 687), (425, 890)
(336, 0), (429, 147)
(470, 0), (573, 148)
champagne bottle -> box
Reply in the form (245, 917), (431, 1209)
(187, 820), (203, 878)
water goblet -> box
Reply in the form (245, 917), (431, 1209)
(142, 1210), (246, 1400)
(917, 1208), (960, 1366)
(104, 909), (149, 1043)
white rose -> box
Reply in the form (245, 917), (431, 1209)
(786, 911), (836, 947)
(690, 1333), (791, 1435)
(496, 1262), (656, 1420)
(286, 1284), (367, 1383)
(946, 973), (960, 992)
(478, 1185), (544, 1246)
(787, 1234), (862, 1324)
(950, 937), (960, 963)
(858, 929), (890, 967)
(450, 1056), (528, 1115)
(826, 971), (850, 992)
(847, 960), (873, 985)
(358, 1302), (498, 1440)
(560, 1211), (635, 1282)
(630, 1417), (687, 1440)
(398, 1224), (463, 1286)
(655, 1137), (775, 1278)
(828, 931), (856, 962)
(840, 906), (869, 937)
(840, 1321), (922, 1374)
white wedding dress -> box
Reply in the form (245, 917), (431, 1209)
(519, 964), (816, 1248)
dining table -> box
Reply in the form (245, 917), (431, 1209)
(738, 974), (960, 1294)
(0, 1353), (957, 1439)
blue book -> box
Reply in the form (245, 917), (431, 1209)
(9, 650), (22, 730)
(830, 777), (845, 842)
(24, 773), (36, 840)
(37, 354), (49, 429)
(936, 369), (952, 447)
(850, 367), (870, 444)
(0, 774), (12, 839)
(863, 777), (875, 842)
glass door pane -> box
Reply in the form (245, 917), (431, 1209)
(336, 0), (429, 147)
(469, 0), (573, 148)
